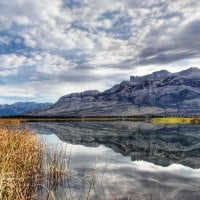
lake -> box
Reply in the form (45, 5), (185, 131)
(30, 121), (200, 200)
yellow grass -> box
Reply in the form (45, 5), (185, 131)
(0, 119), (21, 127)
(0, 119), (70, 200)
(152, 117), (200, 124)
(0, 125), (42, 200)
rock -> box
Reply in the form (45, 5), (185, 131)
(30, 67), (200, 116)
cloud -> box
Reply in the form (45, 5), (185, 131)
(0, 0), (199, 103)
(136, 19), (200, 66)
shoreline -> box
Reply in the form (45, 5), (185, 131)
(0, 116), (199, 124)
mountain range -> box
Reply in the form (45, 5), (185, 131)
(0, 102), (52, 116)
(30, 67), (200, 117)
(1, 67), (199, 117)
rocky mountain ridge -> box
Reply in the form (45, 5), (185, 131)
(31, 67), (200, 116)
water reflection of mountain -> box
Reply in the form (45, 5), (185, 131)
(31, 121), (200, 168)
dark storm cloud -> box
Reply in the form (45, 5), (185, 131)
(137, 19), (200, 65)
(180, 19), (200, 50)
(137, 50), (198, 66)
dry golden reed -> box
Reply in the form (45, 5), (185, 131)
(0, 119), (108, 200)
(0, 122), (42, 200)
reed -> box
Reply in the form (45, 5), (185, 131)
(0, 119), (108, 200)
(0, 119), (21, 127)
(0, 125), (42, 200)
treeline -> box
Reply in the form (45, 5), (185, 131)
(0, 114), (199, 119)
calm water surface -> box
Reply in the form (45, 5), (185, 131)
(31, 121), (200, 200)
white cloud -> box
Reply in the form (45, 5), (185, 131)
(0, 69), (18, 77)
(0, 84), (36, 102)
(29, 52), (76, 74)
(0, 54), (26, 77)
(0, 53), (77, 77)
(0, 0), (199, 102)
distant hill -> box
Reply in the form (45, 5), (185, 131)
(30, 67), (200, 116)
(0, 102), (52, 116)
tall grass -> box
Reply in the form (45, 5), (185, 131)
(0, 119), (119, 200)
(0, 123), (42, 200)
(0, 119), (70, 200)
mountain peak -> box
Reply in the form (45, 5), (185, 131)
(130, 67), (200, 82)
(130, 69), (171, 83)
(177, 67), (200, 77)
(148, 69), (170, 78)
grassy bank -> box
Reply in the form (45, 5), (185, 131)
(0, 121), (42, 200)
(152, 117), (200, 124)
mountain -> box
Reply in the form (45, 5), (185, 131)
(0, 102), (53, 116)
(30, 67), (200, 116)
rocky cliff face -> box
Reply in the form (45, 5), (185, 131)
(31, 67), (200, 116)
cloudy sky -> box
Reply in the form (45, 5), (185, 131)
(0, 0), (200, 104)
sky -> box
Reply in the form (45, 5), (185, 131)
(0, 0), (200, 104)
